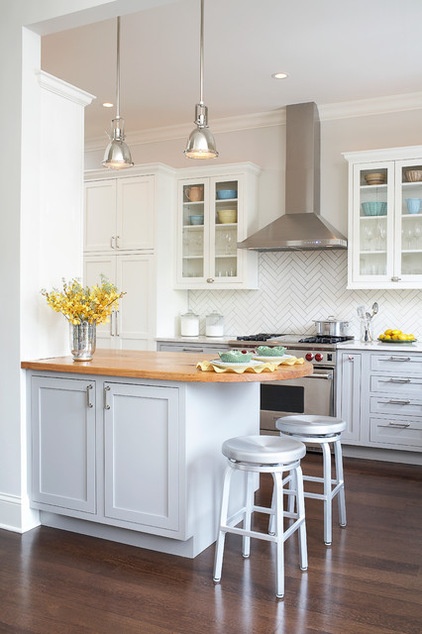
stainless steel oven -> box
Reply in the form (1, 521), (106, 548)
(260, 367), (334, 435)
(229, 334), (352, 436)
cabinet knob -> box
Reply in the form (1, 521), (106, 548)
(348, 355), (354, 361)
(391, 276), (401, 282)
(206, 277), (215, 283)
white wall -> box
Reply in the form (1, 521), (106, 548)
(0, 0), (177, 533)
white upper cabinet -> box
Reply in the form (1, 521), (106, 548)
(84, 174), (154, 252)
(344, 146), (422, 289)
(175, 163), (259, 289)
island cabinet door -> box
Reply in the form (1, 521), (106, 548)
(31, 376), (96, 514)
(103, 382), (183, 536)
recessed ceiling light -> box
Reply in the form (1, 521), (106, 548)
(271, 72), (288, 80)
(102, 102), (114, 108)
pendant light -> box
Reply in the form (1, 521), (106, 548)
(102, 16), (134, 169)
(184, 0), (218, 159)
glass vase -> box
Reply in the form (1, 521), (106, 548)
(69, 321), (96, 361)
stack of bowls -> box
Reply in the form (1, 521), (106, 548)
(217, 209), (237, 224)
(405, 169), (422, 182)
(364, 172), (386, 185)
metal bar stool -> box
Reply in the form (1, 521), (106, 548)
(274, 415), (347, 546)
(213, 435), (308, 599)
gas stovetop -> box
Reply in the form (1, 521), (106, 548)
(232, 333), (354, 348)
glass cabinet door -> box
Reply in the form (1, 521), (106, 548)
(355, 162), (393, 281)
(398, 161), (422, 278)
(181, 181), (206, 280)
(212, 178), (239, 280)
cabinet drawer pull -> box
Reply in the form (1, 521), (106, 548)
(385, 356), (411, 362)
(386, 399), (411, 405)
(116, 235), (120, 249)
(115, 310), (120, 337)
(382, 378), (411, 384)
(379, 422), (411, 429)
(104, 385), (111, 410)
(110, 312), (115, 336)
(183, 347), (204, 352)
(111, 236), (115, 249)
(86, 384), (94, 408)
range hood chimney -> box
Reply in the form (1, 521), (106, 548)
(238, 102), (347, 251)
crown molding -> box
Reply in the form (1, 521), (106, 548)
(85, 92), (422, 152)
(38, 71), (95, 107)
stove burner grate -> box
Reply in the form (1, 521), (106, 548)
(236, 333), (285, 342)
(298, 335), (354, 344)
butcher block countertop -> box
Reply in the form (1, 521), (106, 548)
(21, 349), (313, 383)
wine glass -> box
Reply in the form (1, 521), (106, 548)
(414, 224), (421, 249)
(377, 224), (386, 250)
(363, 225), (374, 251)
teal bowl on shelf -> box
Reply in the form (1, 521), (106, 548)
(217, 189), (237, 199)
(189, 215), (204, 225)
(405, 198), (422, 214)
(361, 201), (387, 216)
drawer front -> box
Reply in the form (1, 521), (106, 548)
(370, 416), (422, 450)
(370, 375), (422, 397)
(370, 353), (422, 376)
(370, 395), (422, 417)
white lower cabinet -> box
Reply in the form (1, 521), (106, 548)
(336, 352), (362, 444)
(84, 253), (154, 350)
(30, 375), (185, 538)
(337, 348), (422, 453)
(103, 381), (181, 532)
(31, 376), (97, 514)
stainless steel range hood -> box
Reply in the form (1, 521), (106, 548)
(238, 102), (347, 251)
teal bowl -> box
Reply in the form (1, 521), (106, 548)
(361, 202), (387, 216)
(217, 189), (237, 200)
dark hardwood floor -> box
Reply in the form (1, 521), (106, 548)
(1, 454), (421, 634)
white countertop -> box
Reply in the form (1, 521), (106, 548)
(338, 340), (422, 353)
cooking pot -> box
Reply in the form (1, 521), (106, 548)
(313, 316), (349, 337)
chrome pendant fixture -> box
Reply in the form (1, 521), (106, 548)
(184, 0), (218, 160)
(102, 16), (134, 170)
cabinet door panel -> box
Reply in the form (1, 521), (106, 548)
(117, 255), (154, 347)
(84, 255), (116, 345)
(31, 376), (96, 513)
(104, 383), (180, 532)
(117, 176), (154, 250)
(84, 180), (116, 251)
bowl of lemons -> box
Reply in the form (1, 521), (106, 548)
(378, 329), (417, 343)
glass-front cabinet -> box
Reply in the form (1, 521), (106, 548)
(344, 147), (422, 289)
(176, 164), (259, 289)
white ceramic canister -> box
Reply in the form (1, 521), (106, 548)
(205, 311), (224, 337)
(180, 310), (200, 337)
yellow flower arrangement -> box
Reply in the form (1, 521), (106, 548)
(41, 277), (125, 325)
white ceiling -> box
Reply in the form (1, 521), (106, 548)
(41, 0), (422, 142)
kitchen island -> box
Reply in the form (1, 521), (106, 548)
(22, 350), (312, 558)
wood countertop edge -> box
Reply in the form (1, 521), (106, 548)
(21, 350), (313, 383)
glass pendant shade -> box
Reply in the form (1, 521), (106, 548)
(102, 117), (134, 169)
(184, 103), (218, 159)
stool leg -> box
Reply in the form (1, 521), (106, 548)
(242, 471), (255, 558)
(321, 442), (332, 546)
(213, 465), (234, 583)
(272, 471), (285, 599)
(294, 464), (308, 572)
(334, 439), (347, 528)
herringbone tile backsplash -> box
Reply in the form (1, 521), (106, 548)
(189, 251), (421, 339)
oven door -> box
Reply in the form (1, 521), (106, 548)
(260, 368), (334, 435)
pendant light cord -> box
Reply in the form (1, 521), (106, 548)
(199, 0), (204, 106)
(116, 16), (121, 120)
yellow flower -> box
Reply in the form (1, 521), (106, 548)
(41, 276), (125, 325)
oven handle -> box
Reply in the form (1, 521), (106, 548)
(305, 370), (333, 380)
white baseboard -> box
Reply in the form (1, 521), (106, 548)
(0, 492), (40, 533)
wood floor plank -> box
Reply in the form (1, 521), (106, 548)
(0, 455), (421, 633)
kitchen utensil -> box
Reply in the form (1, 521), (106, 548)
(180, 310), (199, 336)
(217, 209), (237, 224)
(405, 169), (422, 182)
(405, 199), (421, 214)
(216, 189), (237, 200)
(364, 172), (386, 185)
(189, 215), (204, 225)
(313, 318), (349, 337)
(371, 302), (379, 317)
(357, 305), (366, 320)
(185, 185), (204, 202)
(361, 201), (387, 216)
(206, 311), (224, 337)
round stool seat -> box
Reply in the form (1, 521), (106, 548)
(277, 415), (346, 436)
(222, 435), (306, 464)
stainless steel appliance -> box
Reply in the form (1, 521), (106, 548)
(228, 333), (353, 435)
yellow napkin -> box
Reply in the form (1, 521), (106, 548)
(196, 356), (305, 374)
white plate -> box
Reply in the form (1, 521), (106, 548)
(252, 354), (295, 363)
(210, 359), (264, 370)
